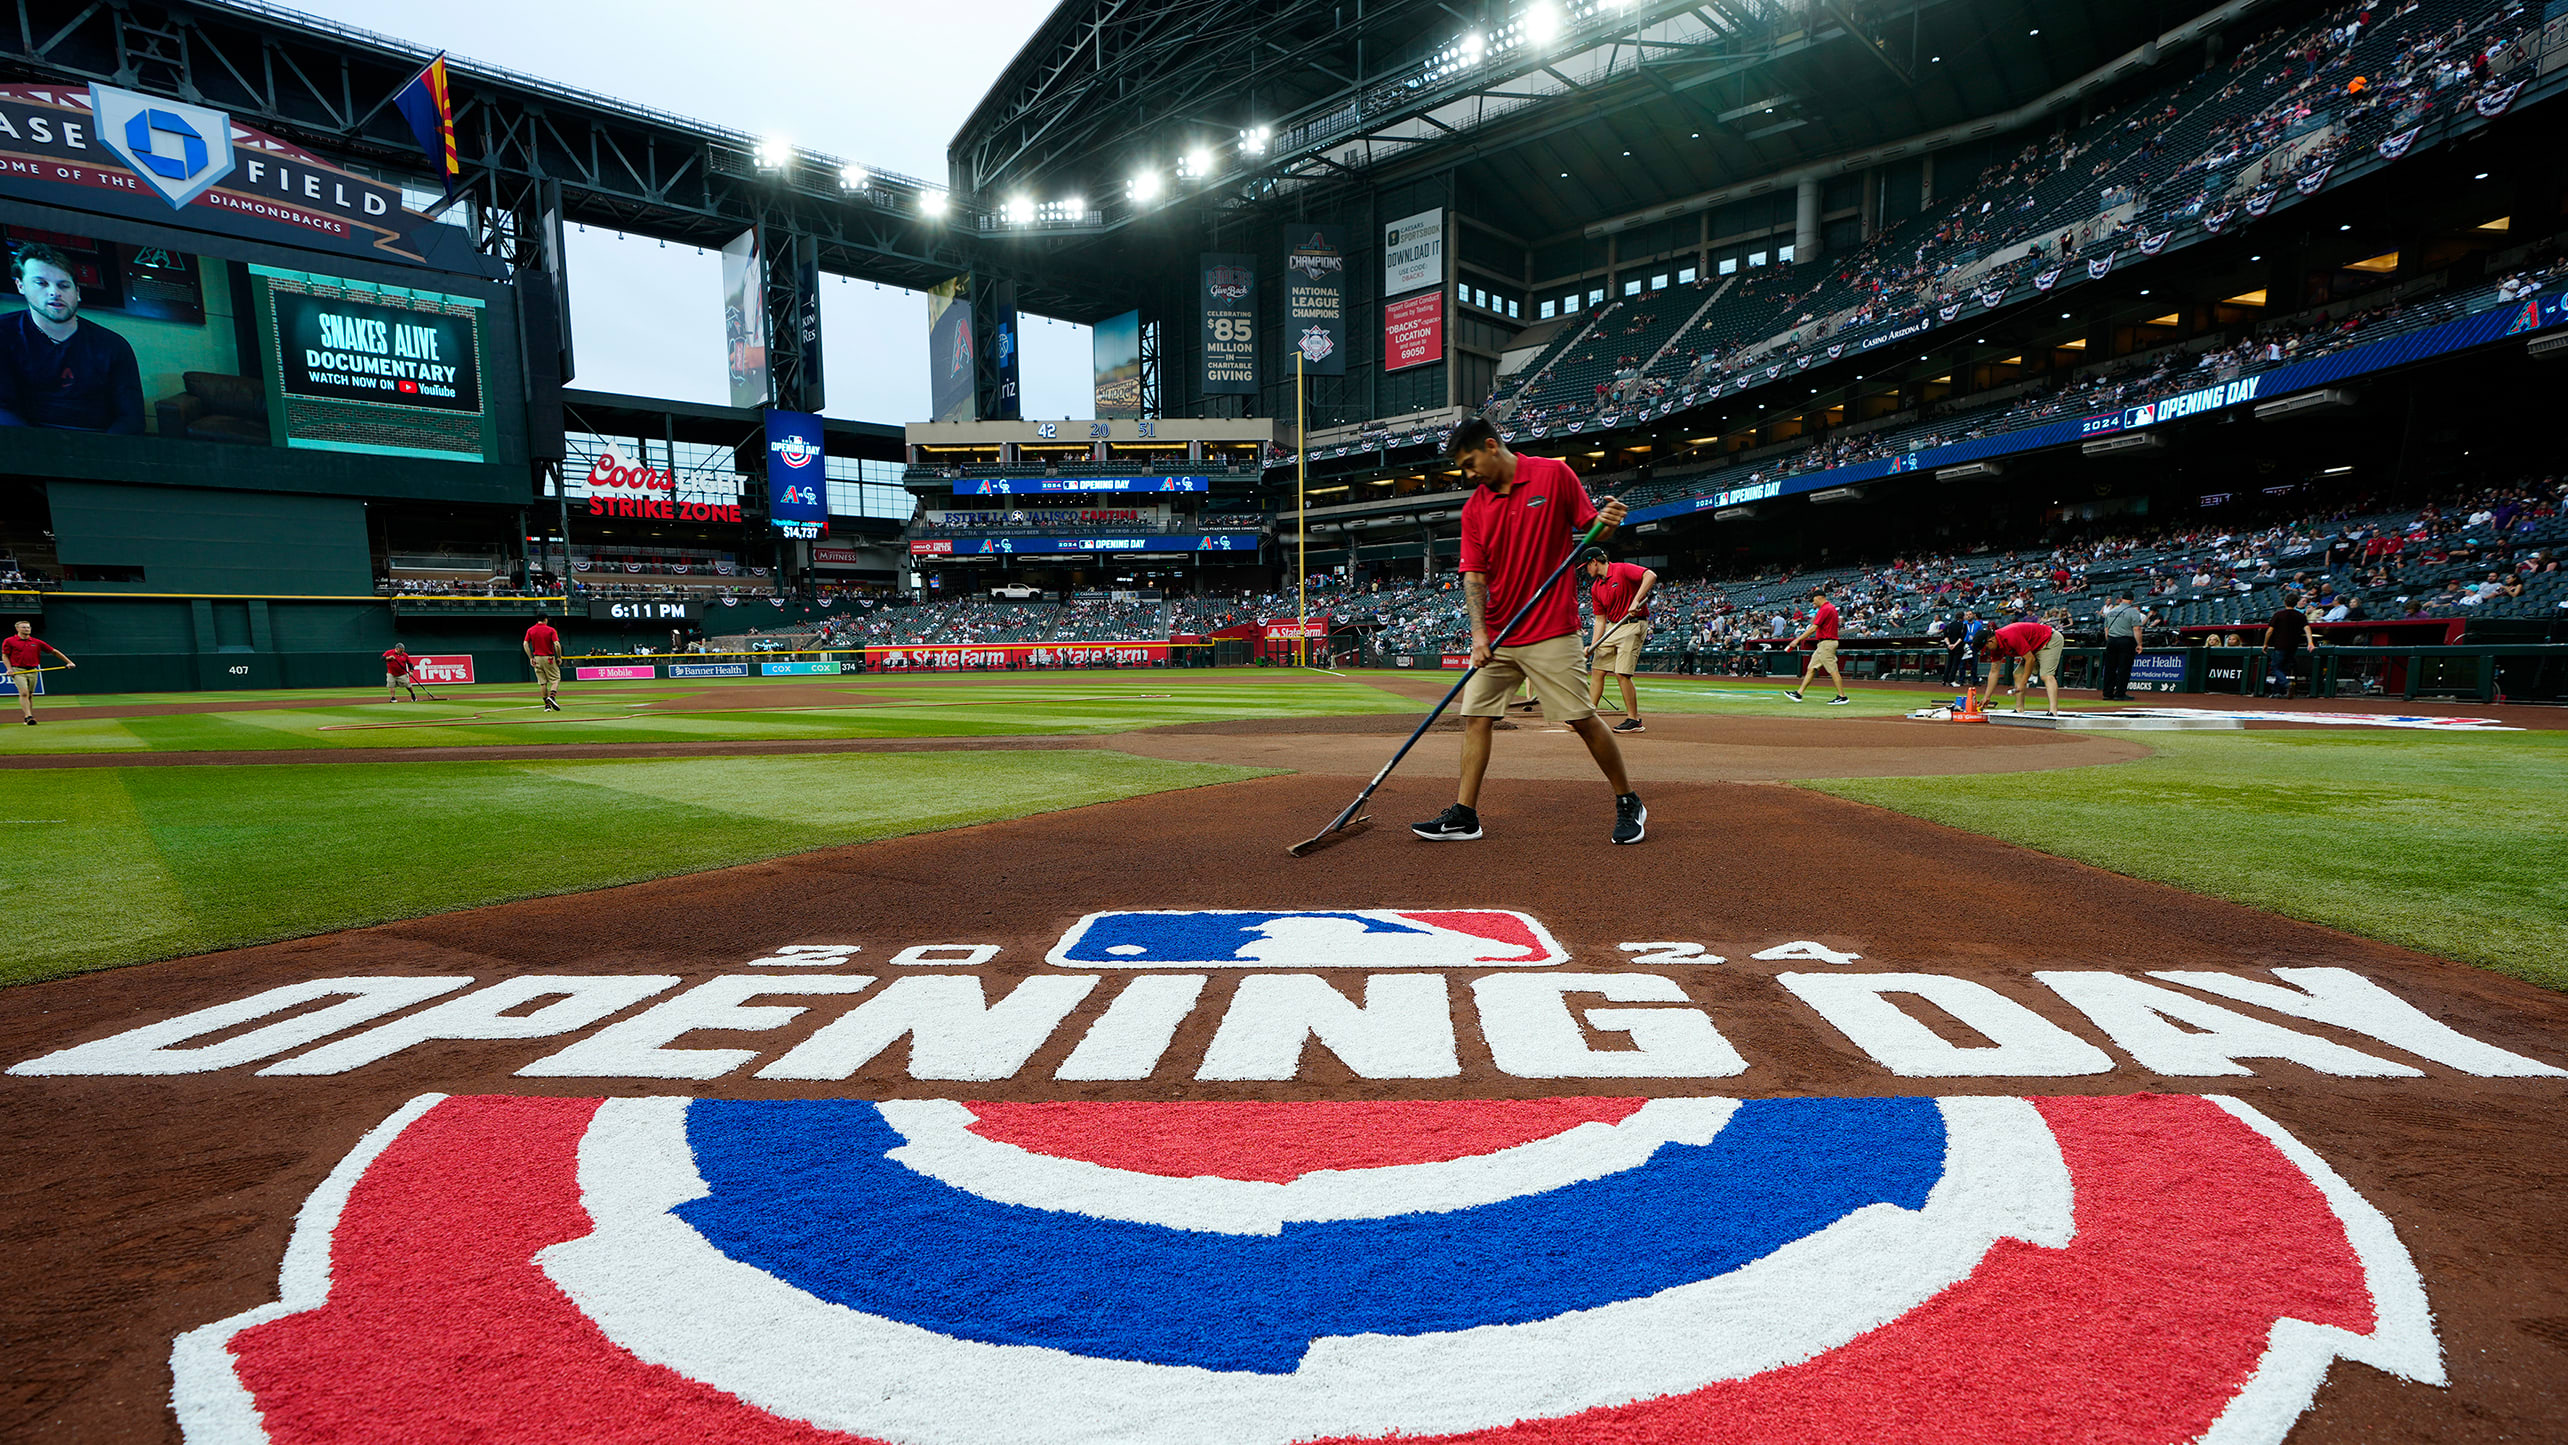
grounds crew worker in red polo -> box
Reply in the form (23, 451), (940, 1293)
(1582, 548), (1656, 732)
(3, 620), (71, 724)
(1981, 617), (2066, 716)
(1784, 586), (1850, 705)
(524, 613), (563, 712)
(1413, 417), (1646, 845)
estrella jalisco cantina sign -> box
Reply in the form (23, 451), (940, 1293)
(0, 83), (445, 265)
(16, 906), (2561, 1440)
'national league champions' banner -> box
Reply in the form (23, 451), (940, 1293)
(1199, 255), (1256, 396)
(1282, 225), (1347, 377)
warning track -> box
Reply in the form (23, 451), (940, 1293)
(2, 770), (2564, 1442)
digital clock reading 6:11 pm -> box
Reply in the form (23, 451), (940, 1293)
(588, 601), (698, 622)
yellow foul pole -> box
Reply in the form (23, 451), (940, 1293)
(1296, 349), (1309, 668)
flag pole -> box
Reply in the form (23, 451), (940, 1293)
(1296, 348), (1309, 669)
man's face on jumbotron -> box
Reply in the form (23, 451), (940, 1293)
(15, 259), (80, 324)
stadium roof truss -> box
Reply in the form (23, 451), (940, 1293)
(956, 0), (2211, 243)
(0, 0), (1096, 312)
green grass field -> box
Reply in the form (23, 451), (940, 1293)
(0, 750), (1271, 985)
(4, 669), (2560, 992)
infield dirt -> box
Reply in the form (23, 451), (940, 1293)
(2, 768), (2565, 1441)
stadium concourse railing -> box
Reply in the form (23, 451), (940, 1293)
(1365, 642), (2568, 704)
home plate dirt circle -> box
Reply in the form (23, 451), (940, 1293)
(4, 772), (2566, 1443)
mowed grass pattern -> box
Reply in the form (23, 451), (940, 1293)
(0, 675), (1424, 754)
(1809, 728), (2568, 991)
(0, 751), (1268, 985)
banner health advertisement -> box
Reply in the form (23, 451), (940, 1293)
(1282, 224), (1346, 377)
(765, 409), (827, 535)
(1385, 292), (1442, 372)
(1382, 208), (1443, 297)
(667, 662), (750, 679)
(927, 276), (975, 423)
(1199, 254), (1255, 396)
(2130, 651), (2188, 690)
(1093, 308), (1142, 417)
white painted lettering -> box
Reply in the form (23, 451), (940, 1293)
(1778, 972), (2114, 1077)
(1752, 940), (1864, 964)
(887, 944), (1003, 967)
(2149, 968), (2567, 1077)
(742, 944), (860, 968)
(7, 977), (470, 1076)
(756, 975), (1096, 1081)
(1056, 975), (1207, 1080)
(519, 975), (878, 1080)
(2036, 972), (2418, 1077)
(1198, 974), (1458, 1080)
(259, 975), (678, 1075)
(1473, 973), (1746, 1078)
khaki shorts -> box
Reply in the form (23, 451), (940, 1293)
(2001, 635), (2065, 682)
(533, 655), (561, 686)
(1594, 618), (1650, 676)
(7, 667), (37, 696)
(1459, 633), (1596, 722)
(1809, 639), (1841, 668)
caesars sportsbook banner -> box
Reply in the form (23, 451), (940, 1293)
(1199, 254), (1256, 396)
(1382, 208), (1443, 297)
(1282, 224), (1347, 377)
(927, 276), (976, 423)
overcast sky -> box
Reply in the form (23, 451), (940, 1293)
(285, 0), (1094, 423)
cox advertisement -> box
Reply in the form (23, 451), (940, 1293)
(765, 409), (827, 537)
(759, 660), (844, 676)
(867, 643), (1170, 671)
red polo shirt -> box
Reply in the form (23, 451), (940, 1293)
(2, 634), (46, 669)
(382, 646), (411, 674)
(1588, 561), (1652, 623)
(1811, 602), (1840, 641)
(1458, 454), (1599, 646)
(1988, 620), (2055, 657)
(524, 623), (560, 658)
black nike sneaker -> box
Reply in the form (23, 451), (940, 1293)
(1612, 792), (1647, 844)
(1411, 804), (1483, 841)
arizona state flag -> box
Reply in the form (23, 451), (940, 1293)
(392, 54), (459, 194)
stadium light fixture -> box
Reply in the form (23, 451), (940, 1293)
(1240, 126), (1269, 156)
(1526, 2), (1561, 45)
(1062, 195), (1087, 221)
(1005, 194), (1033, 225)
(754, 135), (792, 170)
(1461, 31), (1486, 65)
(839, 164), (869, 192)
(918, 189), (947, 217)
(1129, 169), (1163, 203)
(1180, 148), (1213, 180)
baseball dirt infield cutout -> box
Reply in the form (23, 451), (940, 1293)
(4, 773), (2565, 1442)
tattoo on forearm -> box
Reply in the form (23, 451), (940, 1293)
(1464, 575), (1489, 632)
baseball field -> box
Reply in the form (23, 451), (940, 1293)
(4, 668), (2565, 1442)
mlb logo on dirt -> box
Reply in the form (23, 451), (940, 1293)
(1047, 908), (1568, 968)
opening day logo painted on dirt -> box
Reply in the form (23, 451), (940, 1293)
(13, 908), (2564, 1444)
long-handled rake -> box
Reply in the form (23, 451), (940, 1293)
(1288, 518), (1610, 857)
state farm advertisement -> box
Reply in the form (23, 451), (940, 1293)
(408, 654), (474, 685)
(1261, 616), (1331, 640)
(866, 643), (1169, 671)
(1384, 292), (1444, 371)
